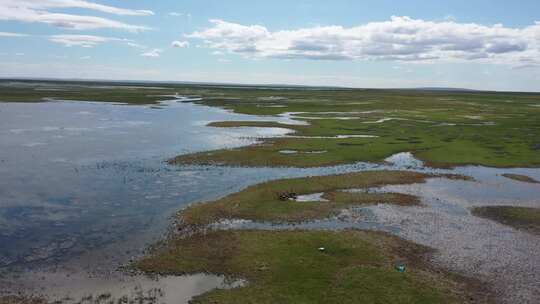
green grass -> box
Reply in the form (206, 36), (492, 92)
(178, 170), (463, 228)
(472, 206), (540, 235)
(175, 90), (540, 168)
(3, 79), (540, 168)
(136, 230), (481, 304)
(0, 81), (170, 104)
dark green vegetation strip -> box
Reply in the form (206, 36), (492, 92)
(3, 80), (540, 168)
(0, 80), (171, 104)
(136, 230), (487, 304)
(178, 171), (456, 228)
(501, 173), (540, 183)
(472, 206), (540, 235)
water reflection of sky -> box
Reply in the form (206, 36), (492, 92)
(0, 100), (295, 270)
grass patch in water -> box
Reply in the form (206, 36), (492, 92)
(136, 230), (486, 304)
(501, 173), (540, 184)
(207, 121), (297, 129)
(472, 206), (540, 235)
(178, 170), (460, 228)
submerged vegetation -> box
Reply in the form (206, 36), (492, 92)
(136, 230), (487, 304)
(472, 206), (540, 235)
(501, 173), (540, 184)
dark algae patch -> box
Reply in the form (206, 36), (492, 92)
(177, 170), (465, 228)
(136, 230), (488, 304)
(472, 206), (540, 235)
(501, 173), (540, 184)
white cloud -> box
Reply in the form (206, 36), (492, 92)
(0, 31), (28, 37)
(49, 34), (122, 47)
(187, 17), (540, 67)
(126, 42), (147, 49)
(0, 0), (151, 31)
(18, 0), (154, 16)
(141, 48), (162, 57)
(169, 12), (191, 19)
(80, 55), (91, 60)
(171, 40), (189, 48)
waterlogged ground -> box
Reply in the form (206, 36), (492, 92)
(0, 99), (438, 302)
(209, 154), (540, 303)
(1, 82), (539, 303)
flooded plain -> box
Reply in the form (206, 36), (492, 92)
(1, 99), (539, 303)
(212, 153), (540, 303)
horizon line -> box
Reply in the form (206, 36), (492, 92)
(1, 76), (540, 94)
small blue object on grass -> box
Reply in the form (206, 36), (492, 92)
(396, 264), (406, 273)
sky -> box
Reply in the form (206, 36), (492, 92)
(1, 0), (540, 91)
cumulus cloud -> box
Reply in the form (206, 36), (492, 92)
(141, 48), (162, 58)
(171, 40), (189, 48)
(187, 17), (540, 67)
(49, 34), (122, 47)
(0, 31), (28, 37)
(0, 0), (151, 31)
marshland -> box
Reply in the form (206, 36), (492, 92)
(0, 80), (539, 303)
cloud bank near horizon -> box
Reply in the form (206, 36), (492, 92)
(188, 16), (540, 68)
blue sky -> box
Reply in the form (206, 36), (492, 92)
(1, 0), (540, 91)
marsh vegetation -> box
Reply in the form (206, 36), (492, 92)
(1, 80), (539, 303)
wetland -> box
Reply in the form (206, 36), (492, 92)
(1, 80), (539, 303)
